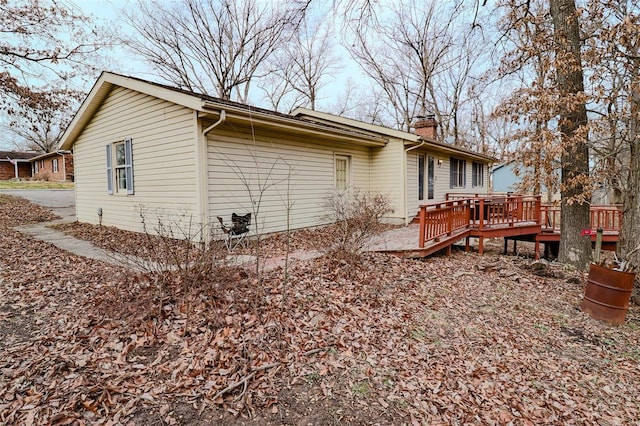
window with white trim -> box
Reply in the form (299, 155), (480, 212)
(52, 158), (59, 173)
(106, 138), (134, 195)
(472, 162), (484, 187)
(335, 155), (350, 191)
(450, 157), (466, 188)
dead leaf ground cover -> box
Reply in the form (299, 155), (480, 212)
(2, 194), (640, 425)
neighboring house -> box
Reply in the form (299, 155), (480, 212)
(30, 151), (74, 182)
(0, 151), (38, 180)
(492, 161), (612, 205)
(58, 72), (494, 235)
(491, 161), (520, 194)
(491, 161), (565, 203)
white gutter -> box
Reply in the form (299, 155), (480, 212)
(402, 141), (427, 225)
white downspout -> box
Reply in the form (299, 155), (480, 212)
(199, 110), (226, 236)
(203, 110), (227, 136)
(403, 140), (427, 225)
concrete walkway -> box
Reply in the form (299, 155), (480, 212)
(3, 189), (140, 268)
(4, 190), (320, 272)
(6, 190), (424, 272)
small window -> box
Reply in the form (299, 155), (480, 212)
(52, 158), (59, 173)
(106, 138), (134, 195)
(472, 162), (484, 187)
(450, 158), (466, 188)
(335, 155), (350, 191)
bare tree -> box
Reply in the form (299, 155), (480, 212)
(0, 0), (102, 105)
(260, 10), (342, 112)
(124, 0), (306, 103)
(492, 0), (562, 201)
(1, 0), (106, 151)
(3, 89), (82, 153)
(344, 0), (485, 141)
(588, 1), (640, 273)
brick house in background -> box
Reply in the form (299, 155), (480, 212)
(30, 151), (74, 182)
(0, 151), (38, 180)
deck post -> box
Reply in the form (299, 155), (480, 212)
(479, 198), (485, 230)
(447, 205), (453, 236)
(478, 236), (484, 255)
(535, 195), (542, 225)
(418, 206), (426, 248)
(535, 241), (540, 260)
(466, 236), (470, 252)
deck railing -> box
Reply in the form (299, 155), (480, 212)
(419, 195), (622, 250)
(468, 195), (542, 229)
(418, 195), (542, 247)
(418, 199), (471, 248)
(541, 204), (622, 232)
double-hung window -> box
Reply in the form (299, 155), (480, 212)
(450, 157), (466, 188)
(52, 158), (59, 173)
(472, 162), (484, 187)
(106, 138), (134, 195)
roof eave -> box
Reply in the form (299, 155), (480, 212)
(59, 72), (208, 150)
(59, 72), (387, 150)
(29, 151), (69, 161)
(292, 107), (420, 142)
(200, 103), (387, 147)
(405, 138), (496, 163)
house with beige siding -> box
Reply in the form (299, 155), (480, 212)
(59, 72), (493, 236)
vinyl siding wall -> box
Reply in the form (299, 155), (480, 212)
(73, 86), (198, 232)
(207, 126), (372, 235)
(406, 151), (490, 218)
(369, 139), (405, 223)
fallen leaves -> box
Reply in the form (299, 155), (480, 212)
(1, 195), (640, 424)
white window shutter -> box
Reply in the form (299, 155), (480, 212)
(106, 144), (113, 194)
(125, 138), (134, 195)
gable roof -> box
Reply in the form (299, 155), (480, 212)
(59, 72), (386, 150)
(0, 151), (38, 161)
(490, 161), (515, 173)
(293, 108), (496, 163)
(28, 150), (72, 162)
(292, 107), (421, 142)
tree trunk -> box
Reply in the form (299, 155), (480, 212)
(620, 78), (640, 274)
(549, 0), (592, 269)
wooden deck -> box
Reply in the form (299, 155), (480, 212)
(369, 195), (622, 259)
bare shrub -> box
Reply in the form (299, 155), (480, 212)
(118, 207), (238, 335)
(320, 189), (393, 259)
(34, 171), (51, 181)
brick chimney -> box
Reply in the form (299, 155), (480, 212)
(413, 114), (437, 140)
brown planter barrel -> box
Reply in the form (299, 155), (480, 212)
(582, 263), (636, 325)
